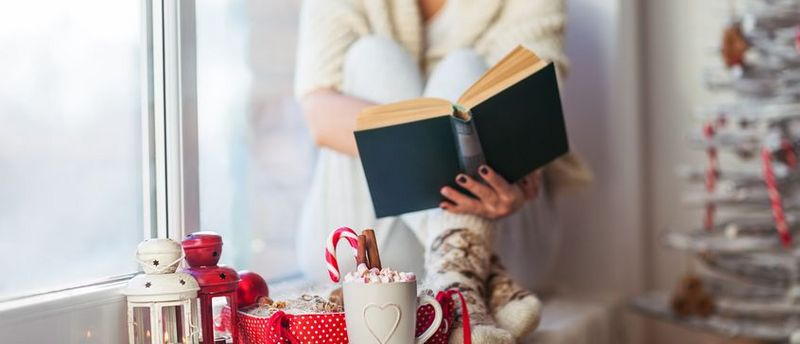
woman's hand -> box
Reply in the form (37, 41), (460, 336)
(440, 165), (542, 220)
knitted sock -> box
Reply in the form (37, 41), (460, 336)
(424, 225), (514, 344)
(488, 254), (543, 339)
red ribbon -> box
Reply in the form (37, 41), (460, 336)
(437, 289), (471, 344)
(268, 311), (300, 344)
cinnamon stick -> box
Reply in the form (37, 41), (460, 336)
(356, 234), (368, 266)
(362, 229), (382, 270)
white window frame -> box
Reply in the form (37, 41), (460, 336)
(0, 0), (200, 340)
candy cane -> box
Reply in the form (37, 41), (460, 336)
(761, 147), (793, 247)
(325, 227), (360, 282)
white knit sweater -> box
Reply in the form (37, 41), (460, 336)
(294, 0), (591, 193)
(295, 0), (569, 98)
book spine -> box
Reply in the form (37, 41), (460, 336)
(450, 106), (486, 179)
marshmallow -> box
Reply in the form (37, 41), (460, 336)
(343, 266), (417, 284)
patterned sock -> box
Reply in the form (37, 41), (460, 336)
(487, 254), (543, 339)
(424, 224), (514, 344)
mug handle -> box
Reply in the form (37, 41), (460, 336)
(415, 295), (444, 344)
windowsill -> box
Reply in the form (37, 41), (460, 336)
(0, 272), (311, 342)
(0, 276), (132, 326)
(0, 276), (135, 342)
(523, 291), (624, 344)
(0, 273), (626, 344)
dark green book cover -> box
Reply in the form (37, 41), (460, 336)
(355, 62), (569, 218)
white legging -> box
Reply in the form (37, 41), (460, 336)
(296, 36), (560, 290)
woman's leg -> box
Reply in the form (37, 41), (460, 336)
(490, 184), (558, 338)
(413, 49), (542, 341)
(423, 49), (487, 102)
(296, 36), (424, 283)
(402, 50), (513, 344)
(418, 213), (514, 344)
(487, 254), (543, 339)
(342, 36), (424, 104)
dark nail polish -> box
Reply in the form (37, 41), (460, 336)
(479, 166), (489, 175)
(457, 175), (467, 184)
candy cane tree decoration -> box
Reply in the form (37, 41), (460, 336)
(325, 227), (360, 282)
(762, 146), (793, 247)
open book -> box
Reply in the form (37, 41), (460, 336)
(355, 46), (570, 218)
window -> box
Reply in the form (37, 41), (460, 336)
(195, 1), (310, 279)
(0, 1), (201, 340)
(0, 0), (150, 300)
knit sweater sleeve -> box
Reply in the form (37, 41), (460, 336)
(476, 0), (593, 195)
(294, 0), (369, 100)
(475, 0), (569, 77)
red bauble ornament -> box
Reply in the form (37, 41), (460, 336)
(236, 270), (269, 308)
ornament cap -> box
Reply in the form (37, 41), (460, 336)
(182, 231), (223, 249)
(136, 238), (183, 274)
(182, 231), (224, 267)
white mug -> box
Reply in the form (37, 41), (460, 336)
(343, 281), (443, 344)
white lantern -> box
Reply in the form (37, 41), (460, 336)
(124, 239), (201, 344)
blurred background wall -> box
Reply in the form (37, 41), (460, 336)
(642, 0), (732, 343)
(554, 0), (646, 341)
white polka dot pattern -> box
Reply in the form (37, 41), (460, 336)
(221, 306), (349, 343)
(415, 295), (456, 344)
(220, 290), (461, 344)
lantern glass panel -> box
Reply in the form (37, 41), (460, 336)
(132, 307), (153, 344)
(212, 296), (233, 341)
(161, 305), (185, 344)
(192, 299), (201, 340)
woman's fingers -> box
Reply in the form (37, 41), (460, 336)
(478, 165), (516, 199)
(440, 187), (485, 214)
(441, 166), (533, 219)
(455, 173), (497, 203)
(440, 201), (480, 215)
(440, 186), (480, 207)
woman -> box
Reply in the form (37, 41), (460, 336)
(294, 0), (590, 342)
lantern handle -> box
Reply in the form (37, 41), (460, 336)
(186, 322), (201, 342)
(136, 253), (186, 273)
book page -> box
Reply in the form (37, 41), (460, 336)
(356, 98), (452, 130)
(457, 46), (548, 109)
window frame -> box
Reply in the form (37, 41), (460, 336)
(0, 0), (200, 339)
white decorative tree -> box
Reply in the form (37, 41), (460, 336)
(634, 0), (800, 342)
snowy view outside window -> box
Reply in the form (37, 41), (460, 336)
(196, 0), (312, 279)
(0, 1), (144, 299)
(0, 0), (310, 299)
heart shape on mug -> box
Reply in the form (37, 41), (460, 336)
(363, 303), (402, 344)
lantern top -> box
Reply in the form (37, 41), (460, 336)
(138, 238), (182, 255)
(136, 238), (183, 274)
(184, 265), (240, 293)
(182, 231), (223, 249)
(124, 272), (199, 302)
